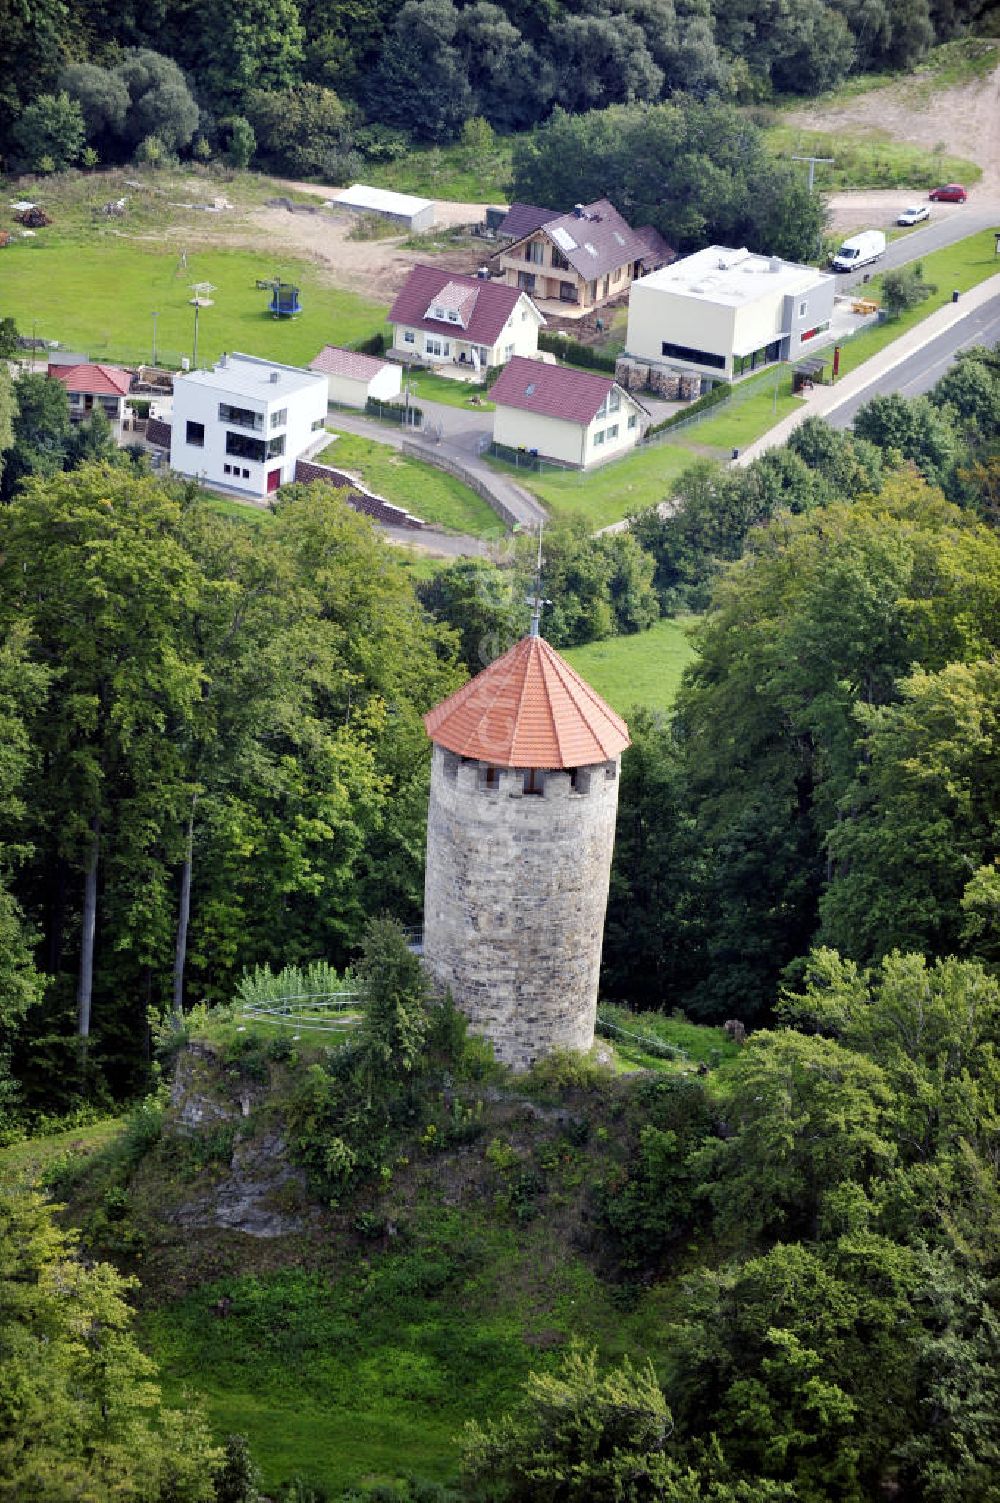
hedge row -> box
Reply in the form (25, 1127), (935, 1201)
(644, 380), (732, 439)
(538, 332), (617, 373)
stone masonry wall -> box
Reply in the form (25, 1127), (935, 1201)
(423, 747), (621, 1070)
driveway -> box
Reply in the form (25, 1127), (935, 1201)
(326, 400), (547, 530)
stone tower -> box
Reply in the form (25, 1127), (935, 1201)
(422, 633), (630, 1070)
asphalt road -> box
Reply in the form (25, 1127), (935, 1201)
(824, 292), (1000, 429)
(834, 205), (1000, 291)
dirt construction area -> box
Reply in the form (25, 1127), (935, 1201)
(793, 61), (1000, 232)
(157, 61), (1000, 301)
(234, 190), (493, 302)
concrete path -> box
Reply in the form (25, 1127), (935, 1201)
(325, 400), (546, 530)
(734, 272), (1000, 465)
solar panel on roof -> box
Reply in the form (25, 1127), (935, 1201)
(584, 243), (597, 256)
(526, 382), (536, 395)
(551, 226), (577, 252)
(613, 231), (625, 245)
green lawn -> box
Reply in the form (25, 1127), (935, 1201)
(830, 229), (1000, 378)
(319, 432), (500, 536)
(0, 1117), (125, 1186)
(763, 123), (980, 194)
(562, 617), (698, 714)
(0, 239), (386, 370)
(683, 373), (802, 451)
(141, 1208), (678, 1495)
(408, 368), (495, 410)
(202, 496), (271, 526)
(498, 443), (700, 529)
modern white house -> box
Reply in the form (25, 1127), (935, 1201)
(490, 356), (648, 468)
(169, 352), (328, 498)
(625, 246), (836, 381)
(309, 345), (403, 408)
(388, 265), (544, 372)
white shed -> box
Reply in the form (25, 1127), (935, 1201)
(309, 346), (403, 408)
(332, 184), (436, 233)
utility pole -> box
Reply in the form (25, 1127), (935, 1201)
(792, 155), (834, 192)
(151, 310), (159, 368)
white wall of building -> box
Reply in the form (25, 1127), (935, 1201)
(324, 364), (402, 408)
(170, 355), (328, 498)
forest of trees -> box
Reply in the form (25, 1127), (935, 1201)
(0, 0), (991, 177)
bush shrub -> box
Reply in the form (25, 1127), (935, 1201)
(538, 332), (617, 372)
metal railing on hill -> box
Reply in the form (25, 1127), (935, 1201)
(595, 1010), (690, 1062)
(240, 989), (363, 1032)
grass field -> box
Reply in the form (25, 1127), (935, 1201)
(763, 124), (980, 194)
(496, 444), (700, 529)
(832, 229), (1000, 378)
(1, 238), (386, 370)
(142, 1209), (678, 1494)
(562, 617), (698, 714)
(407, 368), (495, 410)
(319, 432), (499, 535)
(0, 1117), (125, 1185)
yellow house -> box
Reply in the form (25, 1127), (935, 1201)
(491, 357), (648, 469)
(388, 265), (544, 372)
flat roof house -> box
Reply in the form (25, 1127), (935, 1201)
(626, 245), (835, 381)
(496, 199), (673, 314)
(388, 265), (544, 373)
(491, 356), (648, 469)
(309, 345), (403, 408)
(169, 352), (328, 498)
(48, 361), (133, 435)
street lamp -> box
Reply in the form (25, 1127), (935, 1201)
(188, 283), (215, 369)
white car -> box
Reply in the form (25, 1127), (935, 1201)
(897, 205), (930, 226)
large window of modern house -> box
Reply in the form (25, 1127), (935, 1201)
(219, 402), (263, 431)
(527, 241), (544, 265)
(661, 341), (726, 370)
(551, 248), (569, 271)
(269, 408), (287, 429)
(425, 337), (450, 357)
(225, 430), (266, 463)
(265, 434), (285, 459)
(732, 340), (783, 376)
(185, 420), (205, 447)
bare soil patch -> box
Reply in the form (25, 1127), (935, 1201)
(790, 63), (1000, 221)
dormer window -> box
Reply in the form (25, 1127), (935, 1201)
(433, 305), (446, 319)
(447, 310), (459, 322)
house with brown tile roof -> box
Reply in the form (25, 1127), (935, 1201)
(490, 356), (648, 468)
(495, 199), (674, 315)
(309, 345), (402, 408)
(387, 265), (545, 373)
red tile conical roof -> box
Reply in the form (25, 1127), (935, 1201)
(424, 634), (630, 769)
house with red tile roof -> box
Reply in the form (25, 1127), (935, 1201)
(309, 345), (402, 408)
(495, 199), (674, 314)
(387, 265), (544, 373)
(47, 361), (133, 435)
(490, 356), (648, 468)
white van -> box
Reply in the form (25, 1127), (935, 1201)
(831, 230), (886, 273)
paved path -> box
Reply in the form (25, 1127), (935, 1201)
(734, 272), (1000, 465)
(835, 205), (1000, 290)
(325, 400), (546, 530)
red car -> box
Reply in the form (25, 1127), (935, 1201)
(929, 183), (968, 202)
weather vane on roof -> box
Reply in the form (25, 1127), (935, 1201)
(525, 525), (551, 637)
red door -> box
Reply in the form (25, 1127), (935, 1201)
(266, 468), (281, 494)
